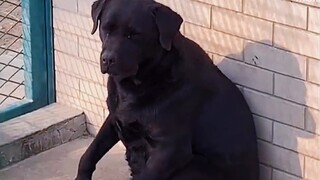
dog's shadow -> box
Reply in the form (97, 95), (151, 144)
(215, 40), (316, 179)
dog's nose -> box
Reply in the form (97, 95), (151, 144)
(101, 55), (115, 66)
(103, 58), (114, 65)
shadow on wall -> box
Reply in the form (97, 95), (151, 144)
(216, 40), (316, 180)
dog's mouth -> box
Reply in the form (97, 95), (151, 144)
(102, 67), (139, 81)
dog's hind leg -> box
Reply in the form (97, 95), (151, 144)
(76, 115), (119, 180)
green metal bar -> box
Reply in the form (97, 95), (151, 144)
(45, 0), (56, 104)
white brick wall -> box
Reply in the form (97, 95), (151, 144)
(258, 140), (304, 177)
(53, 0), (320, 179)
(185, 23), (244, 60)
(211, 7), (273, 43)
(243, 88), (305, 128)
(243, 41), (307, 80)
(305, 157), (320, 180)
(53, 0), (106, 130)
(217, 58), (274, 93)
(254, 115), (273, 142)
(274, 24), (320, 59)
(243, 0), (308, 29)
(259, 164), (272, 180)
(196, 0), (243, 12)
(308, 7), (320, 33)
(308, 58), (320, 85)
(272, 169), (301, 180)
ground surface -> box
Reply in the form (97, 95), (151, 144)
(0, 137), (130, 180)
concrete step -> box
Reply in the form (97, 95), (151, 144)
(0, 103), (87, 169)
(0, 137), (130, 180)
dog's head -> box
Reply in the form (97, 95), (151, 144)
(91, 0), (182, 79)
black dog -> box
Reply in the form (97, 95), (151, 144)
(76, 0), (259, 179)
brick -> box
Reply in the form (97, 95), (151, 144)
(156, 0), (211, 27)
(258, 140), (304, 177)
(274, 24), (320, 59)
(55, 70), (80, 98)
(78, 37), (102, 64)
(273, 122), (320, 159)
(55, 51), (104, 84)
(53, 8), (99, 40)
(212, 53), (228, 65)
(78, 33), (101, 63)
(272, 169), (301, 180)
(79, 44), (101, 64)
(54, 29), (78, 42)
(304, 82), (320, 110)
(308, 7), (320, 33)
(274, 74), (320, 110)
(274, 74), (304, 104)
(79, 80), (107, 101)
(80, 92), (105, 110)
(78, 0), (95, 17)
(243, 88), (305, 128)
(54, 34), (78, 56)
(259, 164), (272, 180)
(196, 0), (242, 12)
(53, 0), (77, 12)
(56, 93), (82, 109)
(185, 23), (244, 60)
(305, 157), (320, 180)
(244, 41), (307, 80)
(211, 7), (273, 44)
(78, 99), (104, 117)
(254, 115), (273, 142)
(308, 58), (320, 85)
(53, 8), (92, 32)
(291, 0), (320, 8)
(78, 36), (101, 51)
(244, 0), (307, 28)
(306, 108), (320, 135)
(53, 21), (97, 40)
(217, 58), (273, 93)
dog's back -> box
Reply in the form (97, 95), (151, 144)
(174, 34), (259, 179)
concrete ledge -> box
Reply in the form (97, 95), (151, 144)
(0, 103), (87, 169)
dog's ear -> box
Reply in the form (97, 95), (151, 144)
(153, 5), (183, 51)
(91, 0), (106, 34)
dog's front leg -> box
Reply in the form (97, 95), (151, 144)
(75, 115), (119, 180)
(133, 137), (192, 180)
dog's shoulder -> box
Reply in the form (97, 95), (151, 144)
(173, 35), (233, 94)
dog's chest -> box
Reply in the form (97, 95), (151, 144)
(114, 101), (156, 145)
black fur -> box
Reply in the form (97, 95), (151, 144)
(76, 0), (259, 180)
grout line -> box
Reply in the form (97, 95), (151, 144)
(272, 23), (275, 46)
(306, 7), (309, 30)
(188, 0), (319, 34)
(272, 73), (275, 95)
(185, 21), (320, 61)
(241, 0), (244, 13)
(306, 57), (310, 81)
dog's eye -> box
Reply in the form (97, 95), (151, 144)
(127, 31), (140, 39)
(126, 27), (139, 39)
